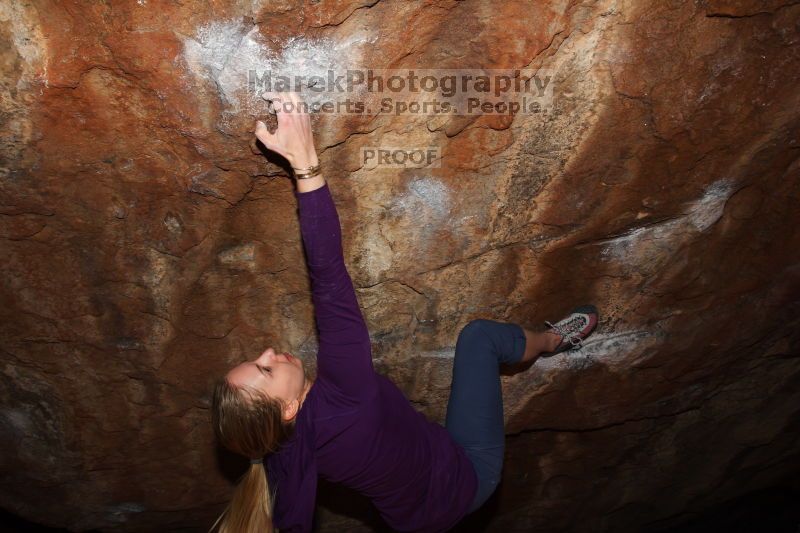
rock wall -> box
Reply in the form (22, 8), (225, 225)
(1, 0), (799, 531)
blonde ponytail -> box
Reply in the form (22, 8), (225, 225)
(209, 462), (275, 533)
(210, 377), (296, 532)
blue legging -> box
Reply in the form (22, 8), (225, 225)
(444, 319), (527, 514)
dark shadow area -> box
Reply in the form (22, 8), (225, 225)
(451, 483), (502, 533)
(655, 481), (800, 533)
(2, 480), (799, 532)
(0, 508), (98, 532)
(252, 136), (295, 179)
(315, 478), (392, 532)
(213, 441), (252, 485)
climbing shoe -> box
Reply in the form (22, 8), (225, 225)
(540, 304), (599, 357)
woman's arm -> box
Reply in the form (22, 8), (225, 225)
(255, 91), (324, 191)
(255, 92), (375, 404)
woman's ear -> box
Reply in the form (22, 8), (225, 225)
(282, 399), (299, 422)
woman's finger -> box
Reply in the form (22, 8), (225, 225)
(293, 91), (310, 116)
(254, 120), (278, 150)
(269, 92), (294, 125)
(260, 90), (280, 102)
(261, 93), (282, 117)
(283, 90), (306, 117)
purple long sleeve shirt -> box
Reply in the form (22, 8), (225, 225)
(266, 183), (478, 532)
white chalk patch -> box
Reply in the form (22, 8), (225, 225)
(105, 502), (146, 524)
(162, 213), (182, 234)
(601, 178), (736, 261)
(573, 330), (655, 359)
(600, 223), (673, 261)
(534, 330), (658, 371)
(359, 222), (394, 282)
(418, 349), (456, 360)
(181, 19), (375, 114)
(687, 179), (736, 231)
(182, 20), (266, 110)
(414, 330), (657, 376)
(358, 176), (452, 282)
(392, 175), (453, 257)
(0, 2), (46, 88)
(0, 1), (45, 164)
(402, 176), (451, 218)
(218, 242), (257, 270)
(3, 408), (33, 433)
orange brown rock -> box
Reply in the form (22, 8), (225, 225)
(1, 0), (799, 531)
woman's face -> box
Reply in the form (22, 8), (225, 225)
(226, 347), (309, 421)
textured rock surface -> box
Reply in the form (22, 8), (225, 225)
(2, 0), (800, 531)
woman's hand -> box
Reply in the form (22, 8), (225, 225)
(255, 91), (319, 170)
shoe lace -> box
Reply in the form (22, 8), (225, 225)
(545, 316), (586, 350)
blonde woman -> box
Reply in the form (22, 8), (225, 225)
(210, 91), (598, 532)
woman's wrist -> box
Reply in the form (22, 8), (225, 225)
(291, 151), (319, 170)
(292, 150), (324, 192)
(292, 156), (321, 181)
(295, 173), (325, 193)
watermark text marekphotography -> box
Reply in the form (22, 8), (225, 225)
(361, 146), (442, 169)
(248, 68), (557, 116)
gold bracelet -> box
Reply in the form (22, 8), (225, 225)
(293, 162), (321, 180)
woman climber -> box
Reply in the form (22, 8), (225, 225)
(210, 90), (599, 533)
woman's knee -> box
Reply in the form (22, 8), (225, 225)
(458, 319), (493, 344)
